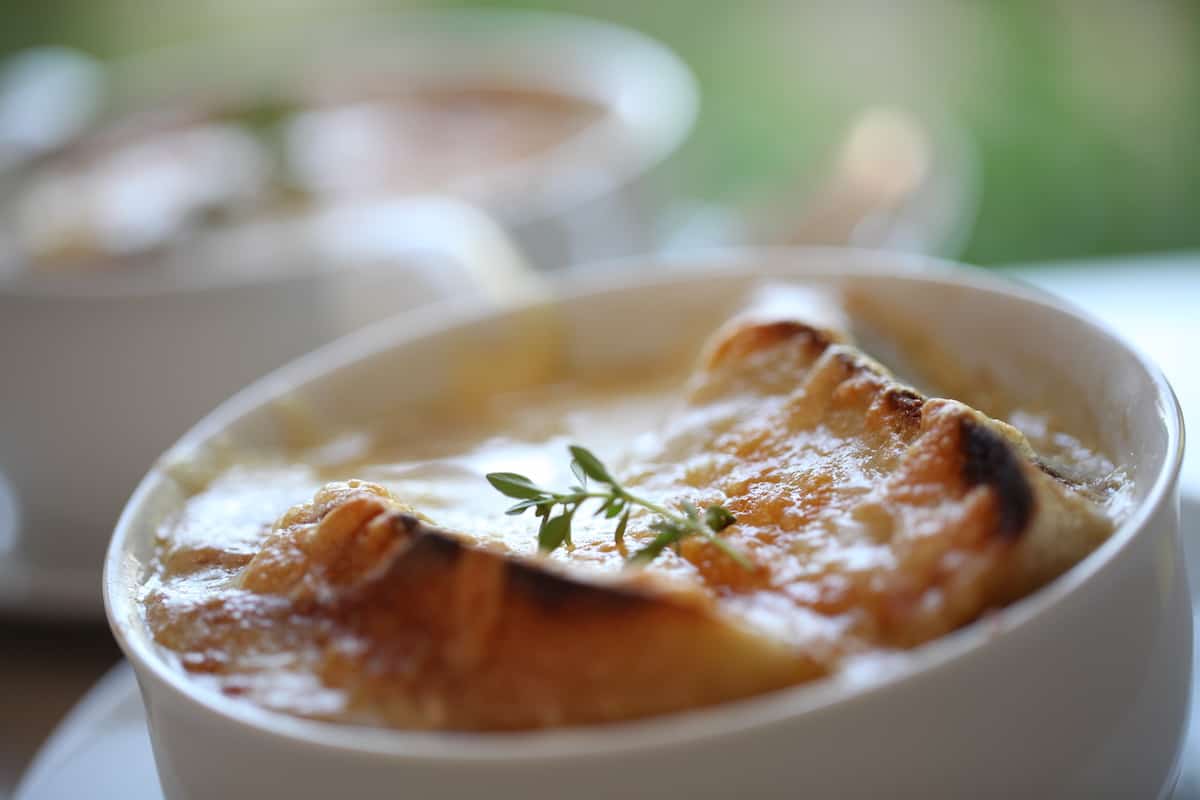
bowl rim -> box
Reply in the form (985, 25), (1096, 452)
(104, 246), (1185, 763)
(1, 8), (698, 299)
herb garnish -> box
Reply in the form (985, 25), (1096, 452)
(486, 445), (751, 569)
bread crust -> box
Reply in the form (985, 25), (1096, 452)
(145, 308), (1114, 729)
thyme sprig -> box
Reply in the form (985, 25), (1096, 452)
(486, 445), (750, 569)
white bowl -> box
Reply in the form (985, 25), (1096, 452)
(0, 197), (530, 611)
(105, 249), (1187, 799)
(0, 10), (697, 274)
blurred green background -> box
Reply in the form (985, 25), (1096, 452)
(3, 0), (1198, 265)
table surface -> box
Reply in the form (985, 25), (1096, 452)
(0, 623), (120, 798)
(1, 251), (1196, 799)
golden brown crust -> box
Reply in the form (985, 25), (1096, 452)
(634, 318), (1111, 652)
(145, 305), (1115, 730)
(705, 319), (836, 369)
(326, 510), (819, 729)
(225, 489), (820, 729)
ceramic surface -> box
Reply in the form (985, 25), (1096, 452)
(105, 250), (1187, 799)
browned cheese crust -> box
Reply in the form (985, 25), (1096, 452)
(145, 308), (1114, 730)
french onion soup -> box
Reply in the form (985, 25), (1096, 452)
(9, 83), (603, 273)
(141, 288), (1126, 730)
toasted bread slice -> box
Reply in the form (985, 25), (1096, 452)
(223, 482), (820, 729)
(621, 312), (1113, 649)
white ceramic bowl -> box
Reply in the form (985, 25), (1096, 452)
(105, 250), (1187, 799)
(0, 197), (530, 617)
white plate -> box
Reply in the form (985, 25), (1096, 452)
(16, 495), (1200, 800)
(14, 663), (159, 800)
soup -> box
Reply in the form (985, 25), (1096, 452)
(9, 83), (604, 273)
(141, 290), (1127, 730)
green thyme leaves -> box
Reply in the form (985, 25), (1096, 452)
(486, 445), (750, 569)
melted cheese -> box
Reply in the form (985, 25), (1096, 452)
(143, 301), (1124, 730)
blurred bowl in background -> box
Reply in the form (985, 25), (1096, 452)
(0, 9), (697, 620)
(0, 10), (698, 277)
(0, 197), (534, 620)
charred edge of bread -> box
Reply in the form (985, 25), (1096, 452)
(829, 345), (1037, 541)
(706, 320), (836, 369)
(821, 344), (927, 439)
(379, 512), (666, 616)
(327, 509), (821, 729)
(957, 416), (1035, 540)
(883, 386), (924, 427)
